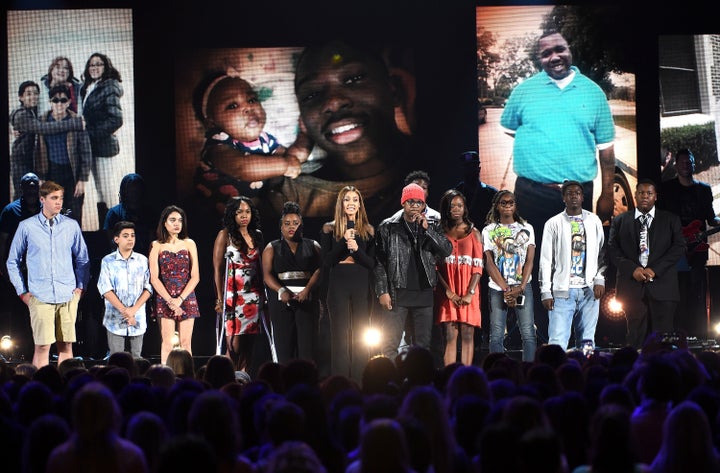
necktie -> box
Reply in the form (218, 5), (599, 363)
(639, 214), (649, 267)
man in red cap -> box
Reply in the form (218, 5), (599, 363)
(373, 183), (452, 361)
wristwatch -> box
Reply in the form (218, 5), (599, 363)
(469, 287), (476, 295)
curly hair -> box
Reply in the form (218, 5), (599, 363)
(485, 190), (526, 225)
(222, 196), (263, 253)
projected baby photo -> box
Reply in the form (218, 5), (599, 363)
(6, 9), (135, 231)
(174, 42), (418, 239)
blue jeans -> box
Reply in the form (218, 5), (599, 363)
(547, 287), (599, 350)
(488, 286), (537, 361)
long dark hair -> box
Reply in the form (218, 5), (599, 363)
(80, 53), (122, 92)
(222, 196), (263, 253)
(485, 190), (526, 225)
(439, 189), (472, 234)
(156, 205), (188, 242)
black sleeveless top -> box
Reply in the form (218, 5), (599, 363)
(270, 238), (319, 290)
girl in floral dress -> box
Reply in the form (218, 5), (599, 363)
(150, 205), (200, 364)
(213, 196), (265, 372)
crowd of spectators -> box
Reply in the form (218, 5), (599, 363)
(2, 335), (720, 473)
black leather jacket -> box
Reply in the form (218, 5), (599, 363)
(373, 212), (452, 302)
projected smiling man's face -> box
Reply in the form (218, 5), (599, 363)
(294, 41), (398, 175)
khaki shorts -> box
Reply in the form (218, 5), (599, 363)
(28, 293), (79, 345)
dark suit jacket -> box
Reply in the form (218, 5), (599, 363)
(608, 208), (685, 301)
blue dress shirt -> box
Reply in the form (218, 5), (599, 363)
(6, 212), (90, 303)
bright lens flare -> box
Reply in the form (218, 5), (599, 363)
(363, 327), (381, 348)
(608, 298), (623, 314)
(0, 336), (12, 351)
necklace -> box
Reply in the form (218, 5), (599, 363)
(404, 218), (418, 247)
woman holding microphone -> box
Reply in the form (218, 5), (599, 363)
(321, 186), (375, 382)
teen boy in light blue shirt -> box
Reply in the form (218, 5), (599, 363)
(6, 180), (89, 367)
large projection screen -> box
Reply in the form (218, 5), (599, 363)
(7, 9), (135, 231)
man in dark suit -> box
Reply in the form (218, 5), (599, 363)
(608, 179), (686, 349)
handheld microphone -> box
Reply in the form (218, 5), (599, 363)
(347, 220), (356, 253)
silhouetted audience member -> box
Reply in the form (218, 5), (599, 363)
(134, 356), (151, 377)
(117, 382), (160, 427)
(156, 435), (218, 473)
(46, 381), (147, 473)
(598, 383), (636, 412)
(14, 381), (55, 428)
(22, 414), (70, 473)
(534, 343), (568, 369)
(444, 364), (492, 413)
(108, 351), (138, 378)
(145, 364), (176, 390)
(202, 354), (237, 389)
(397, 345), (437, 391)
(475, 422), (520, 473)
(630, 355), (682, 465)
(265, 440), (328, 473)
(14, 362), (37, 379)
(517, 428), (566, 473)
(574, 403), (647, 473)
(452, 394), (491, 459)
(164, 378), (205, 436)
(57, 358), (87, 382)
(32, 364), (65, 394)
(187, 390), (254, 473)
(281, 359), (320, 391)
(650, 400), (720, 473)
(397, 385), (467, 473)
(284, 383), (345, 473)
(125, 411), (168, 473)
(347, 418), (413, 473)
(166, 348), (195, 379)
(543, 391), (590, 472)
(361, 355), (400, 395)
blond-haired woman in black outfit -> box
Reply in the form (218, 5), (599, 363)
(321, 186), (375, 382)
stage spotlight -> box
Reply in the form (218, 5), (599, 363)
(0, 335), (16, 362)
(608, 298), (623, 313)
(601, 291), (625, 321)
(363, 327), (382, 349)
(714, 321), (720, 336)
(0, 335), (13, 352)
(171, 331), (180, 348)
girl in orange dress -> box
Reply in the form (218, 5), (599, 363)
(436, 189), (483, 366)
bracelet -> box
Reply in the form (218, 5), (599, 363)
(179, 295), (185, 301)
(278, 287), (289, 297)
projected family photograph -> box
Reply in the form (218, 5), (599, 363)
(476, 5), (637, 231)
(6, 9), (135, 231)
(174, 43), (419, 241)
